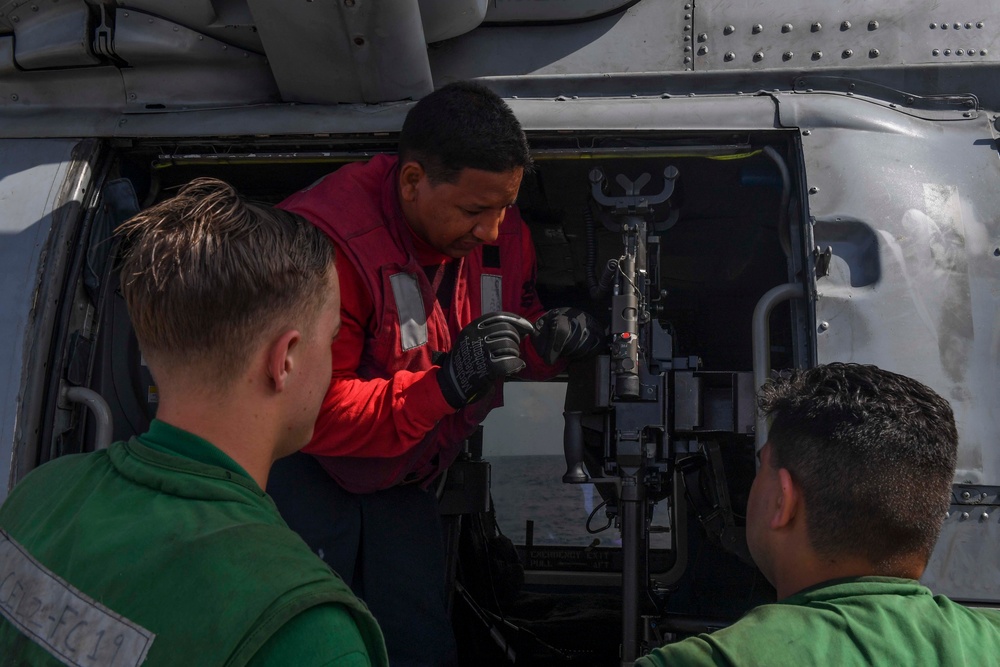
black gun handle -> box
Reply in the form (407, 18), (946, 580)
(562, 410), (589, 483)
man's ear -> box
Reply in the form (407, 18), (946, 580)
(266, 329), (301, 393)
(771, 468), (801, 530)
(399, 161), (425, 203)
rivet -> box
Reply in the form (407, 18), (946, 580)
(932, 49), (940, 56)
(811, 22), (822, 32)
(953, 23), (960, 30)
(353, 36), (365, 46)
(977, 21), (984, 28)
(724, 25), (735, 35)
(966, 22), (973, 29)
(842, 49), (853, 58)
(753, 50), (764, 62)
(969, 50), (976, 57)
(698, 46), (708, 55)
(123, 11), (128, 17)
(30, 4), (38, 11)
(198, 35), (203, 40)
(11, 16), (17, 22)
(868, 20), (879, 30)
(783, 51), (793, 60)
(870, 48), (880, 58)
(957, 48), (965, 55)
(684, 45), (692, 52)
(683, 24), (691, 31)
(129, 93), (136, 100)
(809, 186), (820, 194)
(724, 51), (735, 61)
(683, 56), (692, 64)
(752, 23), (763, 34)
(890, 103), (897, 108)
(961, 512), (970, 520)
(941, 23), (948, 30)
(684, 35), (690, 41)
(782, 23), (793, 33)
(994, 248), (1000, 257)
(818, 321), (829, 331)
(841, 21), (851, 30)
(944, 49), (952, 55)
(963, 111), (972, 118)
(10, 94), (17, 101)
(802, 129), (811, 136)
(982, 512), (991, 522)
(222, 44), (227, 49)
(962, 491), (972, 499)
(930, 23), (937, 29)
(812, 51), (823, 60)
(982, 49), (989, 56)
(148, 17), (153, 23)
(905, 96), (915, 105)
(698, 32), (707, 41)
(684, 3), (691, 8)
(685, 13), (692, 20)
(173, 26), (179, 31)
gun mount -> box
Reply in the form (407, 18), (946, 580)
(563, 166), (757, 664)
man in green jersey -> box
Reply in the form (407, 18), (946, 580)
(638, 363), (1000, 666)
(0, 178), (387, 666)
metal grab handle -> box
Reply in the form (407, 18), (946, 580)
(752, 283), (806, 451)
(63, 386), (113, 450)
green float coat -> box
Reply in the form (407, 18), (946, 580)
(0, 420), (387, 666)
(637, 577), (1000, 667)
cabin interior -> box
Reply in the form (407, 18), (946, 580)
(45, 129), (812, 664)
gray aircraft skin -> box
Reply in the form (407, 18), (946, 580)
(1, 1), (998, 663)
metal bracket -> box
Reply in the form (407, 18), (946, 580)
(589, 166), (678, 213)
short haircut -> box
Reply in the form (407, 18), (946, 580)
(117, 178), (335, 386)
(399, 80), (532, 183)
(758, 363), (957, 574)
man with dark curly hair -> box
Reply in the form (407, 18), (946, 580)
(638, 362), (1000, 666)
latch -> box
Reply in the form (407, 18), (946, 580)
(814, 245), (833, 278)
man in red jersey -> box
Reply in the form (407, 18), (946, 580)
(267, 81), (602, 666)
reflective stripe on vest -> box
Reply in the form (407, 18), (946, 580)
(389, 272), (428, 351)
(0, 531), (155, 667)
(481, 275), (502, 315)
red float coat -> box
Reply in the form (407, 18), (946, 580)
(280, 155), (557, 493)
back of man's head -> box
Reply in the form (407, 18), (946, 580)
(117, 177), (334, 388)
(399, 80), (532, 183)
(758, 363), (957, 575)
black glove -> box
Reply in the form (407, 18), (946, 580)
(530, 307), (605, 365)
(436, 312), (535, 409)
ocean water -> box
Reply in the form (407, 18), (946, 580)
(490, 454), (614, 547)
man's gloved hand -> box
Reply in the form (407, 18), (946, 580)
(530, 307), (605, 365)
(436, 312), (535, 409)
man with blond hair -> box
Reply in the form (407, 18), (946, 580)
(637, 363), (1000, 666)
(0, 178), (387, 666)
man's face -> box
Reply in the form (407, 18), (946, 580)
(401, 165), (523, 259)
(746, 441), (780, 582)
(284, 269), (342, 454)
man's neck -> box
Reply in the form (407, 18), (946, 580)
(154, 397), (277, 490)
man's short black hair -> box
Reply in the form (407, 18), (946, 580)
(399, 80), (532, 183)
(758, 363), (957, 574)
